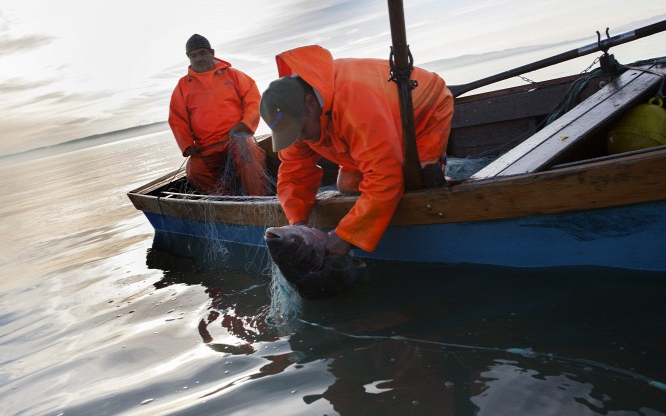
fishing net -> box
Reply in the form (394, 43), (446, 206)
(207, 132), (274, 196)
(268, 264), (303, 324)
(445, 156), (495, 180)
(158, 135), (506, 328)
(163, 133), (307, 324)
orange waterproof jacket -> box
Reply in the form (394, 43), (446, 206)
(169, 58), (261, 156)
(275, 45), (454, 252)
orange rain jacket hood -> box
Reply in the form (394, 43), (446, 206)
(169, 58), (261, 155)
(274, 45), (454, 252)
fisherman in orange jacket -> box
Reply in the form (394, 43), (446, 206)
(169, 34), (268, 195)
(260, 45), (454, 255)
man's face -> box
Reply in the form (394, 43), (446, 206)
(297, 95), (322, 144)
(187, 48), (215, 73)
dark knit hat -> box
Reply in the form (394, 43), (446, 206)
(186, 34), (211, 54)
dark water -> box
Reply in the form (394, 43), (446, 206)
(1, 132), (665, 416)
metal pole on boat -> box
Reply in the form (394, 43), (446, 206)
(448, 19), (666, 97)
(387, 0), (424, 191)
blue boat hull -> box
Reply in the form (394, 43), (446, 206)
(144, 200), (666, 272)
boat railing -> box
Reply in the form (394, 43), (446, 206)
(159, 191), (278, 202)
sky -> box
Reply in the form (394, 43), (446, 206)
(1, 0), (665, 156)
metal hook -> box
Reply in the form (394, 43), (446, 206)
(596, 27), (619, 74)
(596, 28), (612, 53)
(596, 31), (605, 52)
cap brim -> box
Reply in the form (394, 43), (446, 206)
(270, 112), (301, 152)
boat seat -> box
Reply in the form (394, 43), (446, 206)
(472, 63), (666, 178)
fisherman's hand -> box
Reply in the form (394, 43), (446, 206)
(326, 229), (352, 256)
(229, 122), (253, 136)
(184, 145), (201, 157)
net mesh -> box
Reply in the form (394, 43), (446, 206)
(160, 142), (498, 324)
(207, 132), (274, 196)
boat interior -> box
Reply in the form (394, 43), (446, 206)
(137, 56), (666, 199)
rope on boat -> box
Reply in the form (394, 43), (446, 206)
(460, 55), (666, 160)
(546, 56), (666, 126)
(297, 318), (666, 393)
(450, 56), (605, 160)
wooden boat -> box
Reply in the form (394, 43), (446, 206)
(128, 15), (666, 272)
(128, 54), (666, 271)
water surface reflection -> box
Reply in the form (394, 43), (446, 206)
(146, 232), (666, 415)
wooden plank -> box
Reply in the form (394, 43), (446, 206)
(472, 65), (665, 178)
(128, 169), (186, 195)
(451, 82), (572, 128)
(310, 148), (666, 227)
(133, 193), (288, 226)
(448, 76), (605, 157)
(130, 148), (666, 228)
(448, 118), (538, 157)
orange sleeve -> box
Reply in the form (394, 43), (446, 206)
(277, 142), (324, 225)
(230, 69), (261, 132)
(331, 61), (452, 252)
(332, 86), (405, 252)
(168, 81), (195, 156)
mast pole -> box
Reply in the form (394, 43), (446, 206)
(387, 0), (424, 191)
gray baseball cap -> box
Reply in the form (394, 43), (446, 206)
(260, 77), (306, 151)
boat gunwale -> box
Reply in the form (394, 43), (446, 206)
(127, 146), (666, 227)
(127, 59), (666, 228)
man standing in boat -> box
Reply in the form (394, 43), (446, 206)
(169, 34), (268, 195)
(260, 45), (454, 256)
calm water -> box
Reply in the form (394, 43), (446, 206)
(1, 128), (665, 416)
(1, 8), (665, 412)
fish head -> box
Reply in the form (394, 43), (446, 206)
(264, 225), (361, 300)
(264, 225), (328, 278)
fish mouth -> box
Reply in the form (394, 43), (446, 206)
(264, 231), (282, 250)
(264, 227), (285, 241)
(264, 230), (279, 239)
(265, 228), (293, 252)
(264, 227), (285, 244)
